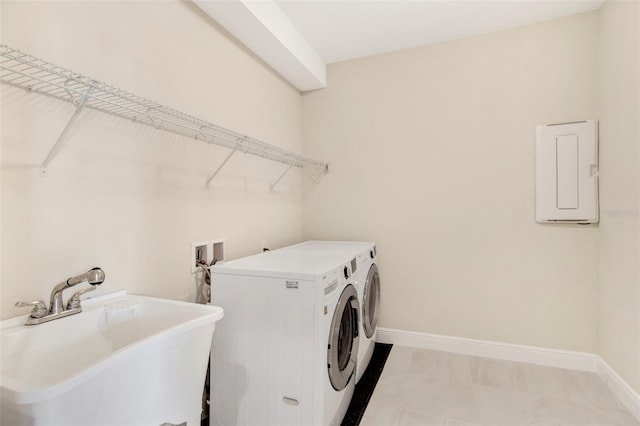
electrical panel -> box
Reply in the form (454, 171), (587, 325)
(535, 120), (599, 224)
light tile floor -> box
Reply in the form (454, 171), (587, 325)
(360, 346), (639, 426)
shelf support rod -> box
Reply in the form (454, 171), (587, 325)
(269, 164), (294, 192)
(40, 88), (93, 176)
(206, 149), (236, 188)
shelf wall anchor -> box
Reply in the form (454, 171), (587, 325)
(39, 88), (93, 177)
(206, 149), (236, 188)
(269, 164), (294, 192)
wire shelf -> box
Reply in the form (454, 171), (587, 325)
(0, 44), (328, 184)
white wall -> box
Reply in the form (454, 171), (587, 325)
(597, 0), (640, 392)
(302, 12), (600, 353)
(3, 2), (638, 396)
(0, 1), (304, 319)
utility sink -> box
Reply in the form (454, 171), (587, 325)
(0, 291), (224, 426)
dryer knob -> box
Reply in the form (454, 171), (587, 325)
(343, 266), (349, 279)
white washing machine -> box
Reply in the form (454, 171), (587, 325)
(276, 241), (380, 384)
(209, 250), (360, 426)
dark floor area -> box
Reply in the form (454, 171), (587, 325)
(341, 343), (394, 426)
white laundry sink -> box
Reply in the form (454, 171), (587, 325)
(0, 291), (223, 426)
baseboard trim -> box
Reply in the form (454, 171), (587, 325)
(596, 356), (640, 421)
(376, 327), (598, 371)
(376, 327), (640, 422)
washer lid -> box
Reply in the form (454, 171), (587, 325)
(280, 240), (374, 255)
(212, 251), (350, 279)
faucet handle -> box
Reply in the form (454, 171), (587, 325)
(15, 300), (48, 318)
(66, 286), (97, 310)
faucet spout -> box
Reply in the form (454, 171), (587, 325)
(49, 267), (105, 314)
(68, 267), (106, 286)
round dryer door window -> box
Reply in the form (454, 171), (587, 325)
(363, 263), (380, 339)
(328, 284), (360, 391)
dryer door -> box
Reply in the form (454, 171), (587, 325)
(328, 284), (360, 391)
(363, 263), (380, 339)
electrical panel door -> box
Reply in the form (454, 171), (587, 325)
(535, 120), (599, 224)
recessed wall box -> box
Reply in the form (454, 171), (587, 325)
(535, 120), (599, 224)
(191, 239), (225, 273)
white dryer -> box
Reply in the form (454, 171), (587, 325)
(276, 241), (380, 384)
(210, 250), (360, 426)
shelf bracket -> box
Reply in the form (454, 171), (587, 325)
(269, 164), (294, 192)
(40, 88), (93, 177)
(206, 149), (236, 188)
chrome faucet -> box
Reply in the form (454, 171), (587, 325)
(49, 267), (105, 314)
(15, 267), (105, 325)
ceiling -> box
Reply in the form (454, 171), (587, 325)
(275, 0), (605, 64)
(193, 0), (605, 91)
